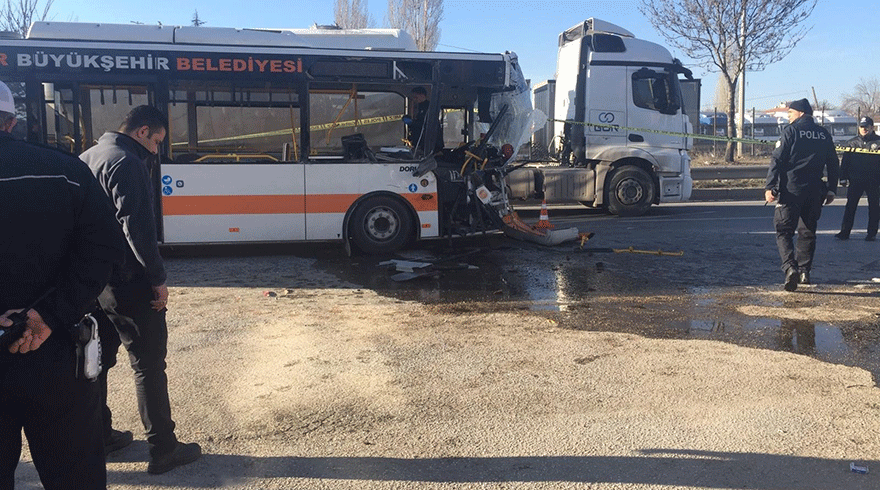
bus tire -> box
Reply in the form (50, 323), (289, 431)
(350, 196), (413, 255)
(606, 165), (655, 217)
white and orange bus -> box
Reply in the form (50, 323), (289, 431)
(1, 21), (536, 254)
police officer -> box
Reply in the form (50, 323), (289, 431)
(835, 116), (880, 241)
(765, 98), (839, 291)
(0, 80), (125, 489)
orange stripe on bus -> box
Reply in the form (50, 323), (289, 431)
(162, 193), (438, 215)
(162, 195), (305, 215)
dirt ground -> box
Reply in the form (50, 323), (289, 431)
(13, 245), (880, 490)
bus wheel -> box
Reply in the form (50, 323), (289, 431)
(606, 166), (655, 217)
(350, 196), (413, 255)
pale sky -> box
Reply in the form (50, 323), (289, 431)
(44, 0), (866, 112)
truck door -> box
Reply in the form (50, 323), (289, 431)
(584, 62), (627, 153)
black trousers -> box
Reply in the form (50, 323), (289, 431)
(98, 278), (178, 457)
(774, 192), (824, 273)
(840, 178), (880, 237)
(0, 335), (106, 490)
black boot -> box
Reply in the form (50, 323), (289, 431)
(784, 268), (799, 291)
(799, 270), (810, 285)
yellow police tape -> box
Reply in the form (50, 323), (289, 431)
(549, 118), (880, 155)
(172, 114), (406, 146)
(171, 112), (880, 156)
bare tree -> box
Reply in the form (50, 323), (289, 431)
(387, 0), (442, 51)
(334, 0), (374, 29)
(840, 77), (880, 122)
(191, 10), (205, 27)
(639, 0), (815, 162)
(1, 0), (53, 38)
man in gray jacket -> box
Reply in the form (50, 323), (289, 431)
(80, 105), (201, 474)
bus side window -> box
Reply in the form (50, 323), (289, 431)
(168, 85), (300, 163)
(308, 87), (405, 162)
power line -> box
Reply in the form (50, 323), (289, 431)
(435, 42), (480, 52)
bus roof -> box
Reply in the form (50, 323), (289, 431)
(26, 21), (419, 51)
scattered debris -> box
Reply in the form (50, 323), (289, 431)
(575, 246), (684, 256)
(501, 211), (581, 246)
(381, 249), (483, 282)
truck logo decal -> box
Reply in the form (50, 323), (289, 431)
(588, 111), (621, 133)
(598, 112), (616, 123)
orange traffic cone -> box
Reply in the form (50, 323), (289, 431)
(534, 200), (555, 229)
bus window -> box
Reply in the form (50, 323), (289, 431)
(42, 84), (80, 154)
(83, 86), (150, 150)
(308, 87), (405, 161)
(442, 108), (470, 149)
(168, 85), (300, 163)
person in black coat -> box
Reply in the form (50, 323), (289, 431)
(0, 80), (125, 489)
(765, 98), (839, 291)
(835, 116), (880, 241)
(80, 105), (202, 474)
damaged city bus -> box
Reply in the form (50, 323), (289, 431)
(0, 21), (544, 254)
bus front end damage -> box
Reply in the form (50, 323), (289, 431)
(421, 54), (581, 246)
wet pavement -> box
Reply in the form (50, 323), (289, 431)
(165, 201), (880, 387)
(308, 201), (880, 387)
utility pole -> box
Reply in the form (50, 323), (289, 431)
(736, 1), (746, 157)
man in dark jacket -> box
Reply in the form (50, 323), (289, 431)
(765, 98), (839, 291)
(0, 80), (125, 489)
(80, 105), (201, 474)
(835, 116), (880, 241)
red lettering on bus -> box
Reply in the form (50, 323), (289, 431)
(270, 60), (282, 72)
(219, 59), (231, 71)
(253, 59), (269, 72)
(192, 58), (205, 71)
(205, 58), (218, 71)
(0, 53), (7, 66)
(177, 58), (191, 70)
(283, 60), (296, 72)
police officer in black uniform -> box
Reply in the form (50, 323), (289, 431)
(765, 98), (839, 291)
(835, 116), (880, 241)
(0, 80), (125, 489)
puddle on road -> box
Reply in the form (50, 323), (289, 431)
(317, 242), (880, 385)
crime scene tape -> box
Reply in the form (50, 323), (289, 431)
(172, 114), (406, 146)
(548, 118), (880, 155)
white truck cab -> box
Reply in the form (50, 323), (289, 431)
(513, 18), (694, 216)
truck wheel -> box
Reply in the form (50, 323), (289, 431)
(350, 196), (413, 255)
(606, 166), (655, 217)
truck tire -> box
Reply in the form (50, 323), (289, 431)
(606, 166), (655, 217)
(349, 196), (413, 255)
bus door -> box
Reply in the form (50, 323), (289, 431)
(304, 86), (424, 243)
(161, 83), (306, 244)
